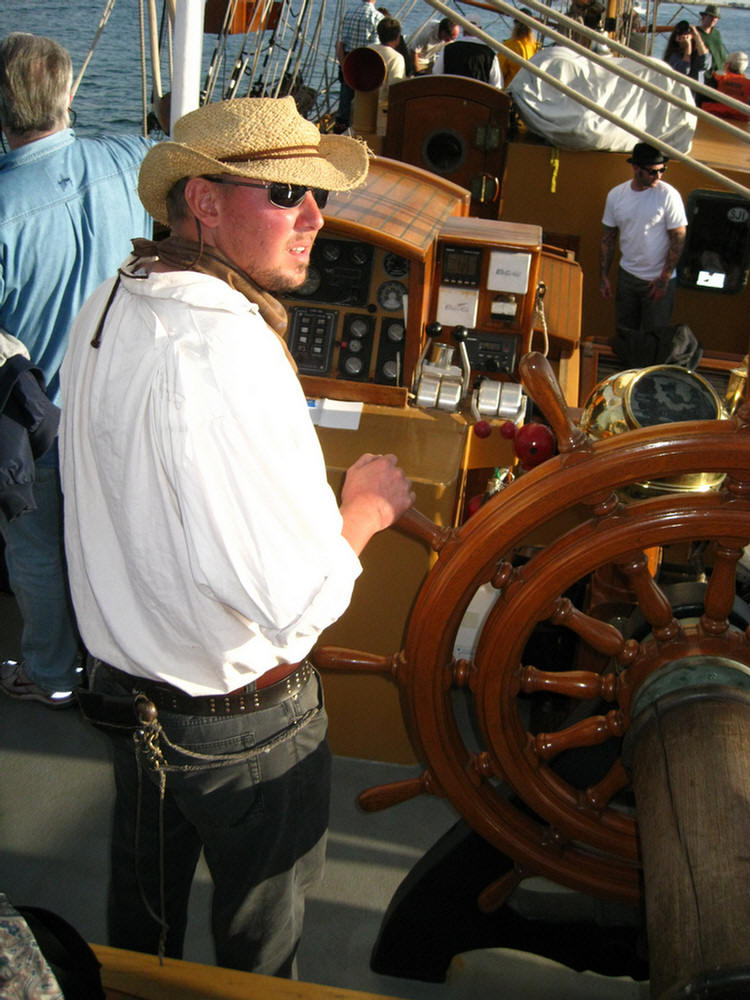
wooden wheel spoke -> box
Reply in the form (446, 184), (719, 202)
(357, 769), (442, 812)
(533, 710), (625, 761)
(311, 645), (403, 678)
(584, 760), (630, 812)
(395, 507), (457, 552)
(701, 539), (746, 634)
(618, 550), (683, 641)
(548, 596), (627, 658)
(521, 665), (618, 701)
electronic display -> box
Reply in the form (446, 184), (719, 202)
(441, 246), (482, 286)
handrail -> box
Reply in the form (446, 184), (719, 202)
(423, 0), (750, 199)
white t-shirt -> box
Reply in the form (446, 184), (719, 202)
(60, 267), (362, 696)
(602, 179), (687, 281)
(407, 20), (443, 72)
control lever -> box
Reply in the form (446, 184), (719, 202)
(452, 326), (472, 400)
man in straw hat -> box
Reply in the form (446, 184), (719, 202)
(59, 96), (414, 976)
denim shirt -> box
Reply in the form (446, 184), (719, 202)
(0, 129), (154, 404)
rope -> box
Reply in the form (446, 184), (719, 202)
(139, 0), (149, 137)
(70, 0), (117, 100)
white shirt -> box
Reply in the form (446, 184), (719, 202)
(60, 267), (362, 695)
(602, 179), (687, 281)
(407, 20), (445, 73)
(368, 43), (406, 134)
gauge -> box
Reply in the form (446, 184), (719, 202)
(321, 243), (341, 263)
(349, 318), (369, 338)
(383, 253), (409, 278)
(377, 280), (407, 312)
(296, 266), (321, 298)
(351, 246), (369, 266)
(387, 322), (405, 342)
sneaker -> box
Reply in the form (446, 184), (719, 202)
(0, 659), (76, 708)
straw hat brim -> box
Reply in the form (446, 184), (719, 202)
(139, 133), (369, 224)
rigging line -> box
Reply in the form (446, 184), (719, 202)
(147, 0), (163, 101)
(71, 0), (117, 100)
(139, 0), (149, 137)
(271, 0), (316, 97)
(222, 15), (261, 100)
(157, 1), (174, 96)
(202, 0), (241, 102)
(243, 0), (294, 97)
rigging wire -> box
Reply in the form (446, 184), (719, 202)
(138, 0), (149, 136)
(71, 0), (117, 100)
(202, 0), (241, 102)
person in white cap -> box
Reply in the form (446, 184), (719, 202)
(60, 96), (414, 977)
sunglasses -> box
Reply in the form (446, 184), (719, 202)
(640, 165), (666, 176)
(203, 175), (329, 209)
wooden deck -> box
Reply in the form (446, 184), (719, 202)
(690, 115), (750, 177)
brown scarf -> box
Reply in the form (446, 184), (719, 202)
(129, 236), (296, 371)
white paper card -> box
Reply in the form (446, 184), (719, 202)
(487, 251), (531, 294)
(436, 287), (479, 328)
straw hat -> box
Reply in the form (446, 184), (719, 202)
(139, 96), (369, 224)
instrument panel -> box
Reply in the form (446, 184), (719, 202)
(280, 216), (544, 406)
(285, 235), (413, 386)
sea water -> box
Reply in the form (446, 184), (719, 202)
(2, 0), (750, 137)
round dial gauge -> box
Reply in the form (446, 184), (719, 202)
(383, 253), (409, 278)
(377, 280), (407, 312)
(321, 243), (341, 263)
(296, 266), (321, 297)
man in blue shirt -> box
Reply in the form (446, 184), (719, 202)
(0, 32), (154, 707)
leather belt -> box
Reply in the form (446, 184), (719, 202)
(97, 659), (312, 716)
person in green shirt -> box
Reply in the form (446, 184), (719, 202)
(697, 4), (728, 91)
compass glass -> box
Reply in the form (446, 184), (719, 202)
(627, 367), (720, 427)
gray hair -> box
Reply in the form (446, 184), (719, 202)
(0, 33), (72, 136)
(727, 50), (749, 73)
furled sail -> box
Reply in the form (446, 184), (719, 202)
(509, 45), (697, 153)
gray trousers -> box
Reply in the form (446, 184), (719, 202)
(90, 661), (330, 976)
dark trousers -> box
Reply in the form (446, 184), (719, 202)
(615, 265), (677, 335)
(90, 661), (331, 976)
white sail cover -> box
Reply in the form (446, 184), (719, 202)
(509, 46), (696, 153)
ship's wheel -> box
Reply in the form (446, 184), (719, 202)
(313, 352), (750, 909)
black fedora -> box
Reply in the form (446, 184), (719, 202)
(627, 142), (669, 167)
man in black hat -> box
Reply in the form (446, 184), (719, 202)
(697, 4), (728, 89)
(600, 142), (687, 338)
